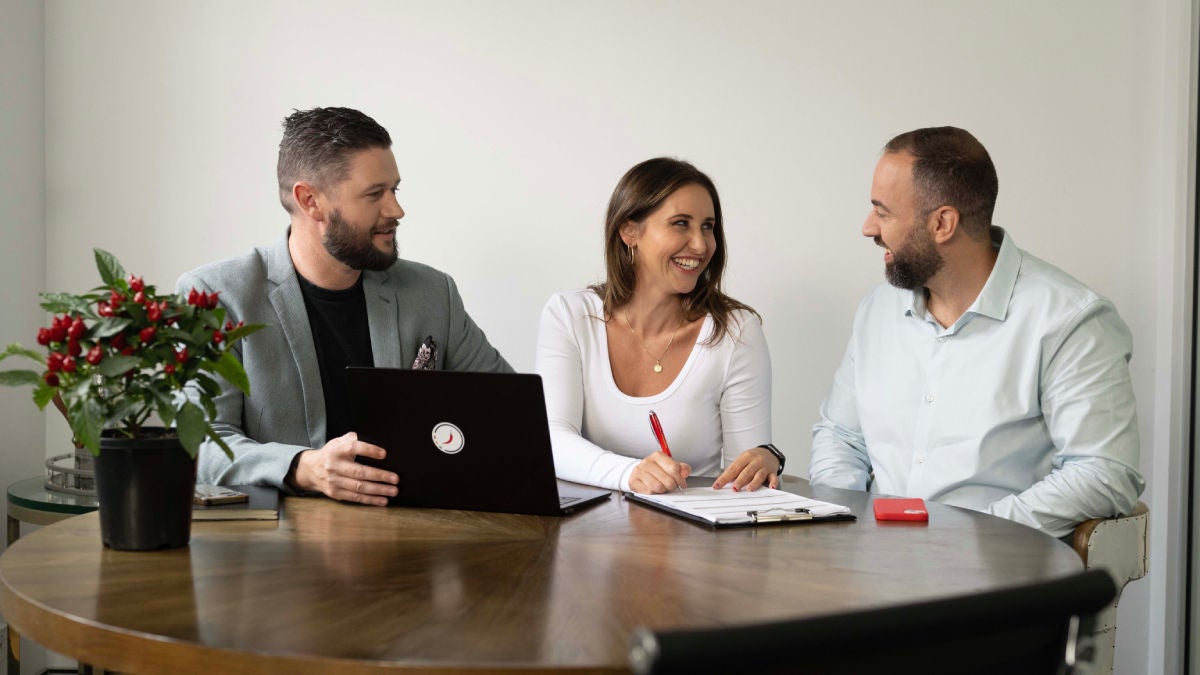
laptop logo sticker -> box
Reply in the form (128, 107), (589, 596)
(432, 422), (464, 454)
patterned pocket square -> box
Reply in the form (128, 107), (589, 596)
(412, 335), (438, 370)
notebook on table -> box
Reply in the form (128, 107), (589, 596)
(347, 368), (610, 516)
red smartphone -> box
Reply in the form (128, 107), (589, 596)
(873, 498), (929, 522)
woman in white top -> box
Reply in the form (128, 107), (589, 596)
(536, 158), (778, 494)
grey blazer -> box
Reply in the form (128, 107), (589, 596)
(175, 233), (513, 490)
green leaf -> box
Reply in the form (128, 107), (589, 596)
(96, 355), (141, 377)
(211, 350), (251, 395)
(149, 386), (176, 425)
(155, 401), (176, 426)
(176, 401), (207, 459)
(0, 344), (45, 364)
(201, 396), (217, 421)
(94, 249), (126, 287)
(105, 397), (145, 429)
(32, 384), (56, 409)
(91, 317), (132, 339)
(188, 324), (206, 345)
(0, 370), (42, 386)
(71, 398), (103, 457)
(206, 427), (234, 461)
(61, 374), (92, 403)
(148, 383), (175, 405)
(195, 372), (223, 399)
(161, 326), (199, 345)
(225, 323), (266, 343)
(38, 292), (93, 315)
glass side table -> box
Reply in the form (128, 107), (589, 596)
(7, 476), (99, 546)
(7, 476), (99, 675)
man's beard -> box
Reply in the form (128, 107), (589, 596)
(323, 209), (398, 272)
(883, 223), (944, 290)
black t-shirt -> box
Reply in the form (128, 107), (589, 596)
(296, 273), (373, 442)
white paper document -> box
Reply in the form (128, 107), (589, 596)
(626, 486), (852, 526)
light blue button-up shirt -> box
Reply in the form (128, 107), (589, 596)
(809, 228), (1145, 538)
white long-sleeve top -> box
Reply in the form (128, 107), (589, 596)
(536, 290), (772, 491)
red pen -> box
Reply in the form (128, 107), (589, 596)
(648, 410), (672, 458)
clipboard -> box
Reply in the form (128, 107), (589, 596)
(624, 486), (856, 528)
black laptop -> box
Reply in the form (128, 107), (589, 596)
(347, 368), (610, 516)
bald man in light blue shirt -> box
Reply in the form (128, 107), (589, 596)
(809, 127), (1144, 538)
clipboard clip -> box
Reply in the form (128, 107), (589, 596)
(747, 507), (813, 524)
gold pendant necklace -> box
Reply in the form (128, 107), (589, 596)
(621, 311), (683, 373)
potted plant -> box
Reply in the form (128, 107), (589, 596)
(0, 249), (262, 550)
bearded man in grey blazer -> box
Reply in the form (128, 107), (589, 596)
(177, 107), (512, 505)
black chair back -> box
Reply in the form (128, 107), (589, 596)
(630, 569), (1116, 675)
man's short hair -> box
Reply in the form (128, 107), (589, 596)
(884, 127), (998, 238)
(277, 107), (392, 214)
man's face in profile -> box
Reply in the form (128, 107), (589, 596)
(864, 152), (943, 290)
(321, 147), (405, 271)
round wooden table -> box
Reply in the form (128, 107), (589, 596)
(0, 477), (1082, 674)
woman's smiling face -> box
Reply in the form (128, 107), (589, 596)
(621, 183), (717, 297)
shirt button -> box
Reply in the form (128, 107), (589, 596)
(937, 336), (948, 343)
(925, 394), (935, 403)
(917, 456), (926, 463)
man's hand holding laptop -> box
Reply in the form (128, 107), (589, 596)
(290, 432), (400, 506)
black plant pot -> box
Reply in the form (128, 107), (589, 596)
(94, 428), (197, 551)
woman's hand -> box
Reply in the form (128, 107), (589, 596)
(629, 452), (691, 494)
(713, 447), (779, 491)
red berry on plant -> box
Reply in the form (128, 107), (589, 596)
(175, 347), (188, 363)
(67, 318), (85, 339)
(147, 303), (162, 322)
(85, 345), (103, 365)
(139, 326), (157, 343)
(164, 364), (176, 375)
(109, 289), (125, 307)
(110, 333), (126, 350)
(128, 275), (144, 293)
(36, 328), (51, 346)
(62, 356), (77, 373)
(43, 372), (59, 387)
(133, 290), (145, 305)
(67, 339), (82, 357)
(188, 289), (200, 306)
(97, 301), (114, 318)
(120, 346), (134, 356)
(46, 352), (64, 372)
(225, 320), (234, 331)
(212, 330), (224, 344)
(206, 291), (221, 309)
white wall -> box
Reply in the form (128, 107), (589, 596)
(1, 0), (46, 537)
(36, 1), (1195, 672)
(1, 0), (48, 669)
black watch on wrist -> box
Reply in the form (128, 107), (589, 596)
(759, 443), (785, 476)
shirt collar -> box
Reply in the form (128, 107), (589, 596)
(904, 226), (1018, 323)
(968, 226), (1018, 322)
